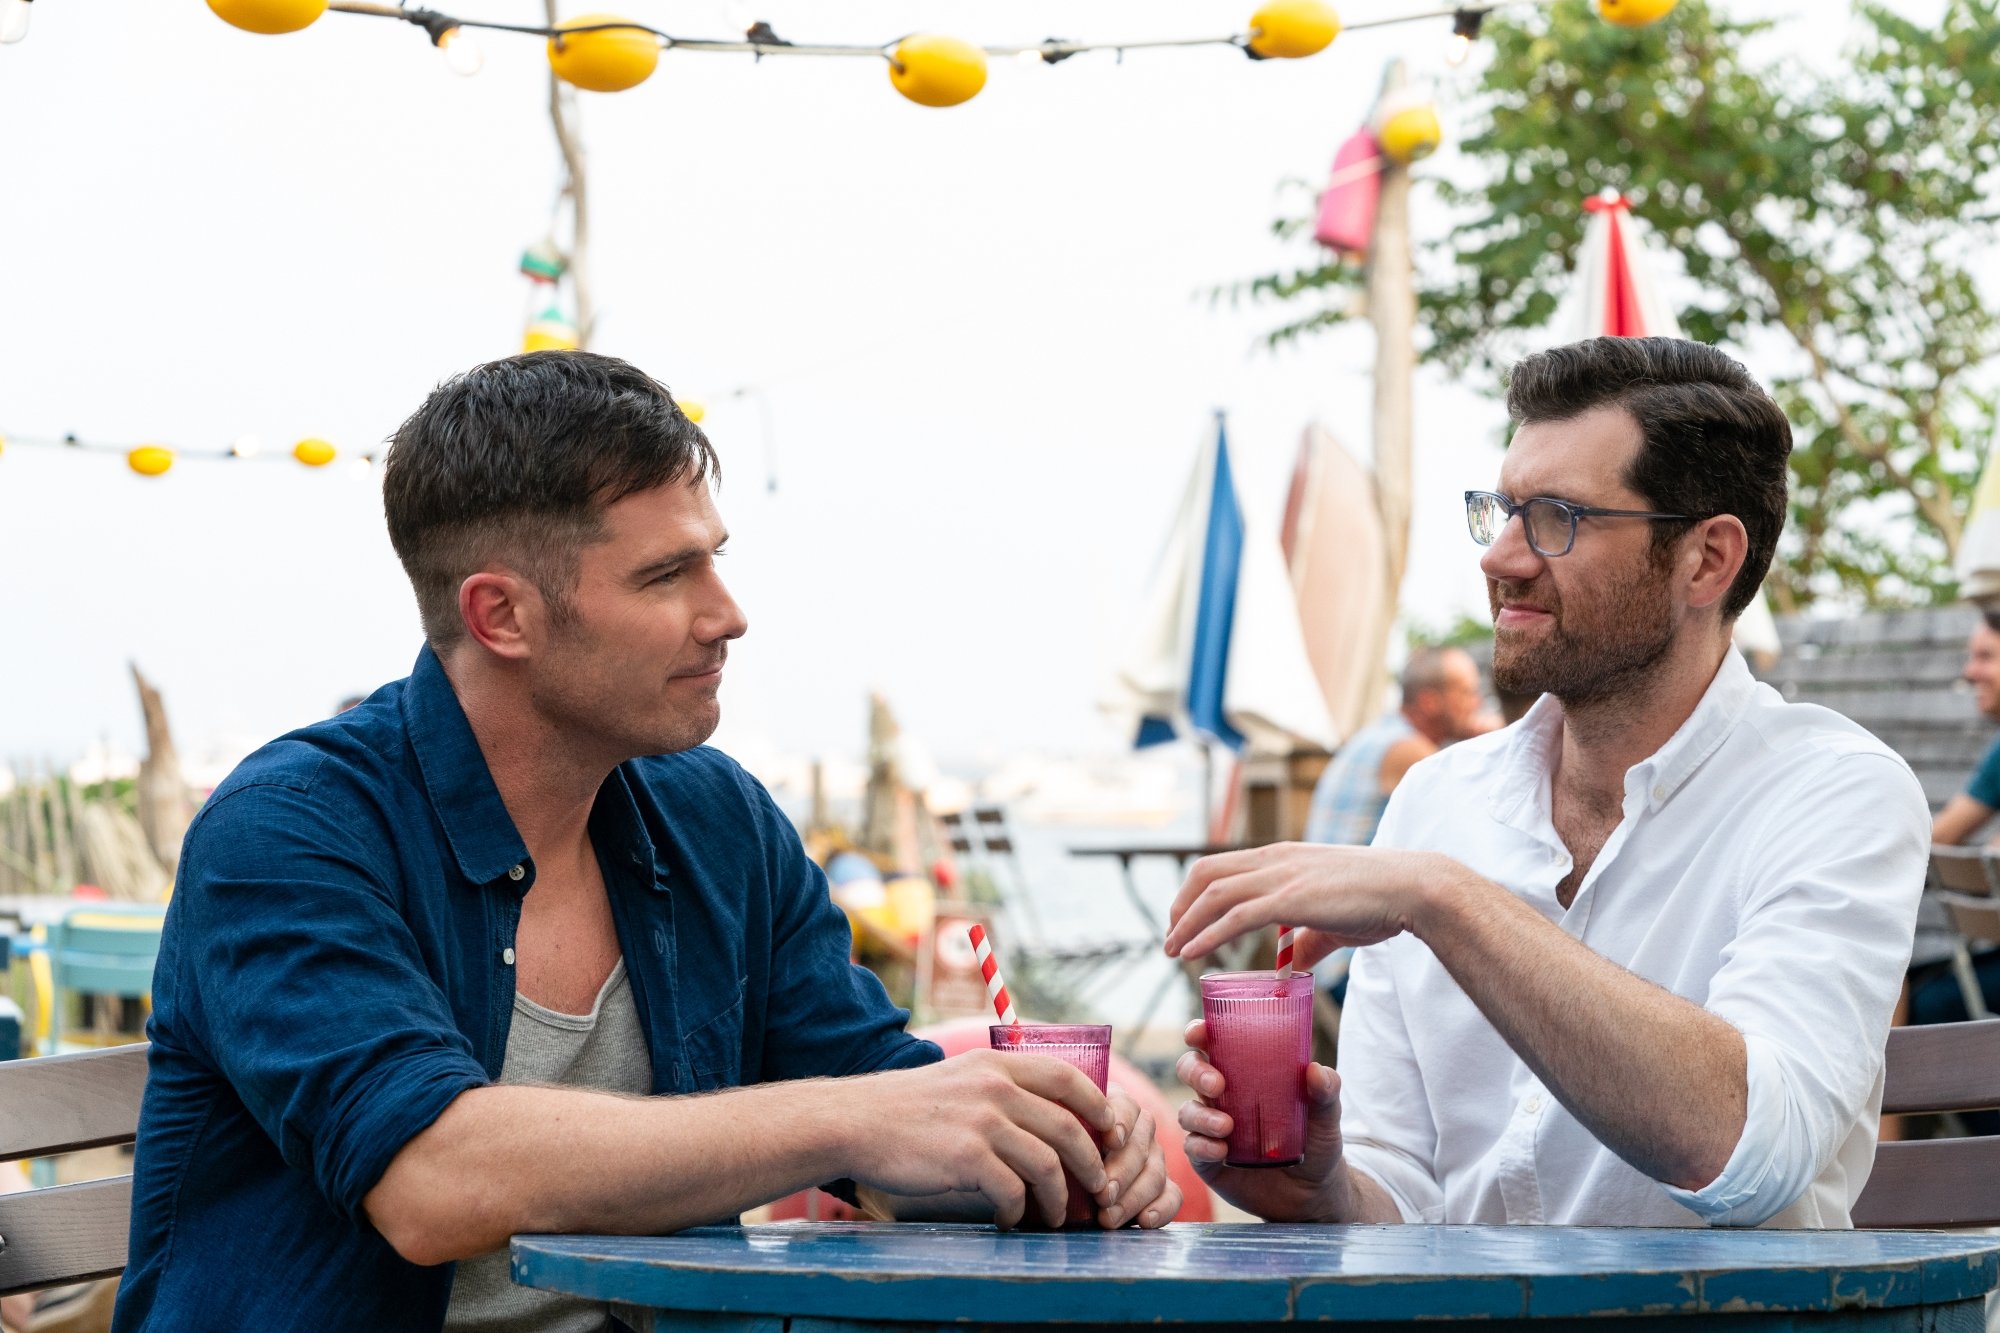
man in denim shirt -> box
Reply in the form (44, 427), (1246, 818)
(114, 353), (1179, 1331)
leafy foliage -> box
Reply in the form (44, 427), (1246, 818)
(1235, 0), (2000, 609)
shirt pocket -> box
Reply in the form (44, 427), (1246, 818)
(682, 976), (746, 1091)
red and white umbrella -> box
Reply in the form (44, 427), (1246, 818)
(1561, 189), (1781, 658)
(1566, 189), (1684, 340)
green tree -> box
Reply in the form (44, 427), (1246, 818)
(1240, 0), (2000, 610)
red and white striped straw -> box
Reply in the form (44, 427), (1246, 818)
(968, 923), (1019, 1026)
(1275, 924), (1296, 980)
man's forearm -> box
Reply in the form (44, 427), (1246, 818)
(365, 1078), (856, 1265)
(1414, 861), (1747, 1191)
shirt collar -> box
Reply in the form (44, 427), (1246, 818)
(1490, 648), (1758, 825)
(401, 644), (531, 887)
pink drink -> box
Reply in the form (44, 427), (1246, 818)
(989, 1023), (1112, 1225)
(1200, 972), (1313, 1168)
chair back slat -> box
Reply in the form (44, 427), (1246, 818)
(1852, 1139), (2000, 1228)
(1879, 1020), (2000, 1115)
(1940, 892), (2000, 945)
(1928, 846), (1996, 895)
(0, 1177), (133, 1297)
(0, 1045), (148, 1162)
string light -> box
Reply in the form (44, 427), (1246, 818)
(0, 430), (378, 479)
(432, 24), (482, 76)
(1446, 8), (1487, 66)
(194, 0), (1674, 107)
(0, 0), (33, 45)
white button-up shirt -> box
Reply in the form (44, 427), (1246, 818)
(1341, 649), (1928, 1228)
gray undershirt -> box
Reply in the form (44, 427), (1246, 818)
(444, 960), (653, 1333)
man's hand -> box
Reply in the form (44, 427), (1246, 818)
(1174, 1019), (1354, 1222)
(1094, 1085), (1183, 1229)
(837, 1049), (1114, 1229)
(1163, 843), (1458, 964)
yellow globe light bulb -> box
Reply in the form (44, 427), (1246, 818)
(888, 35), (988, 108)
(206, 0), (328, 35)
(1246, 0), (1341, 59)
(679, 398), (707, 424)
(1379, 105), (1441, 163)
(548, 15), (660, 92)
(0, 432), (7, 461)
(293, 437), (337, 467)
(127, 446), (175, 477)
(1596, 0), (1679, 27)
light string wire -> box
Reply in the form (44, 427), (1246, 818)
(325, 1), (1544, 66)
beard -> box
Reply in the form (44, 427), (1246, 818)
(530, 624), (728, 761)
(1488, 555), (1677, 705)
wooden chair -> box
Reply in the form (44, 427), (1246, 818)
(1852, 1019), (2000, 1227)
(1926, 847), (1995, 1021)
(0, 1044), (147, 1300)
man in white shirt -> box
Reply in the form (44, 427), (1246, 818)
(1164, 336), (1927, 1229)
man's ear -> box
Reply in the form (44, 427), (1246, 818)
(458, 570), (542, 660)
(1684, 515), (1749, 614)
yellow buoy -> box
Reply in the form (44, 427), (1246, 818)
(548, 14), (659, 93)
(523, 309), (580, 354)
(888, 35), (987, 108)
(1247, 0), (1341, 59)
(1376, 91), (1442, 164)
(206, 0), (328, 35)
(127, 445), (175, 477)
(1597, 0), (1678, 27)
(292, 437), (337, 467)
(679, 398), (706, 424)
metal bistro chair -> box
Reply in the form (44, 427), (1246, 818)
(1926, 846), (1996, 1022)
(45, 906), (164, 1056)
(1853, 1019), (2000, 1228)
(0, 1043), (149, 1300)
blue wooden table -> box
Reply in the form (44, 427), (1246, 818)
(511, 1221), (2000, 1333)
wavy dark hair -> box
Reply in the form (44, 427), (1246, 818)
(1505, 337), (1791, 620)
(382, 351), (717, 647)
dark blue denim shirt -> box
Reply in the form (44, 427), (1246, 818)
(113, 647), (939, 1331)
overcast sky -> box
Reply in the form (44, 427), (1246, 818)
(0, 0), (1875, 779)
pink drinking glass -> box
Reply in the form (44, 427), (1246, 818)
(1199, 971), (1313, 1168)
(989, 1023), (1112, 1225)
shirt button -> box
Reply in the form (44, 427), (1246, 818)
(507, 864), (525, 882)
(1524, 1094), (1543, 1114)
(502, 947), (516, 965)
(1652, 785), (1667, 801)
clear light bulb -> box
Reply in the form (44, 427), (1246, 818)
(436, 26), (483, 76)
(349, 456), (377, 482)
(1015, 47), (1046, 66)
(1445, 32), (1473, 66)
(0, 0), (33, 45)
(230, 434), (264, 460)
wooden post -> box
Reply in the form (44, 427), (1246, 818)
(132, 664), (191, 878)
(1363, 60), (1417, 725)
(545, 0), (594, 349)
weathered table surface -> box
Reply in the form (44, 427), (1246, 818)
(511, 1221), (2000, 1332)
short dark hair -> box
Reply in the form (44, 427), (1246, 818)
(382, 351), (717, 647)
(1504, 337), (1791, 620)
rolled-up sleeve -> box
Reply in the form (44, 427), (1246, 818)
(1661, 750), (1927, 1226)
(176, 781), (490, 1226)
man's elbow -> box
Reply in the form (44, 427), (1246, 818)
(365, 1183), (466, 1267)
(364, 1156), (503, 1267)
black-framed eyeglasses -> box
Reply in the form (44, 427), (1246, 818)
(1464, 490), (1694, 558)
